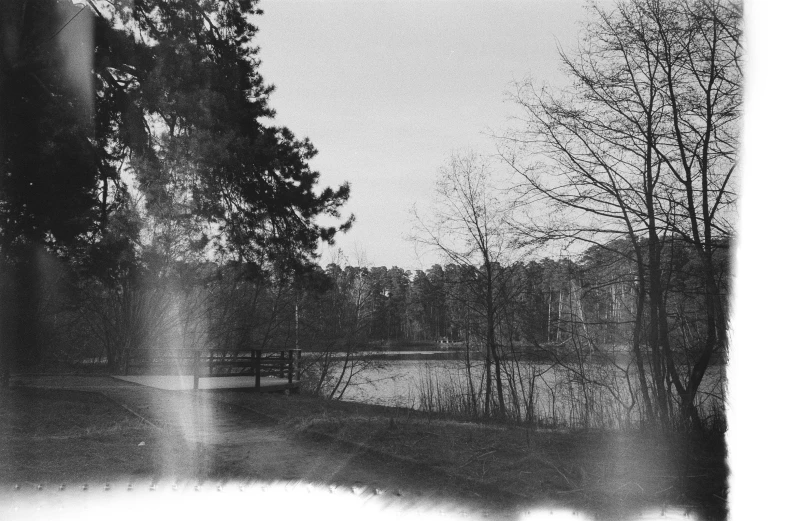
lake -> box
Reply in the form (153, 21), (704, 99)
(332, 359), (725, 428)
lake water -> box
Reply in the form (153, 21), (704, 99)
(334, 359), (725, 428)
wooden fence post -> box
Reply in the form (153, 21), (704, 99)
(193, 350), (200, 390)
(287, 349), (294, 385)
(254, 350), (261, 389)
(279, 350), (285, 379)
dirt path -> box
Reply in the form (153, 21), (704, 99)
(11, 375), (528, 519)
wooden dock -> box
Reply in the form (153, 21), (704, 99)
(115, 348), (302, 392)
(112, 374), (300, 392)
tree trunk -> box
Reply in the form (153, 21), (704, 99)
(485, 262), (505, 419)
(632, 266), (655, 425)
(556, 290), (563, 342)
(546, 286), (552, 343)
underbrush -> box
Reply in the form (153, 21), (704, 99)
(415, 362), (727, 435)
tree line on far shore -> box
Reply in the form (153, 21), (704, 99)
(15, 229), (728, 425)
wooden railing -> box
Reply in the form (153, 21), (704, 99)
(121, 348), (301, 390)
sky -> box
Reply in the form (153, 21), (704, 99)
(253, 1), (589, 271)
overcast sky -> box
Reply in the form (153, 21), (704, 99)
(253, 0), (589, 270)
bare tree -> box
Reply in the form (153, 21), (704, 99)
(412, 152), (523, 419)
(500, 0), (740, 429)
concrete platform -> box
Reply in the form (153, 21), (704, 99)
(112, 374), (299, 392)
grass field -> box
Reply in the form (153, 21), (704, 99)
(0, 380), (727, 520)
(0, 387), (190, 484)
(228, 391), (728, 520)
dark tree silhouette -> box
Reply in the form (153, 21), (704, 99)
(0, 0), (352, 383)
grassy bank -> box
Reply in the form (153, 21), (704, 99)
(0, 381), (727, 520)
(226, 391), (728, 520)
(0, 387), (171, 484)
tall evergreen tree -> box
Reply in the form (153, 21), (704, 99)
(0, 0), (352, 382)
